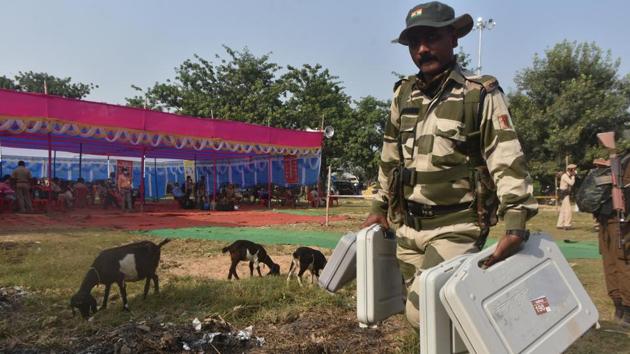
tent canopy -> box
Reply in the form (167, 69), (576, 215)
(0, 89), (323, 161)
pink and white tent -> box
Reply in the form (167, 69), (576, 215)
(0, 89), (322, 160)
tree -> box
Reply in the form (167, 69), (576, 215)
(9, 71), (97, 99)
(126, 47), (284, 125)
(278, 64), (354, 175)
(455, 47), (472, 71)
(0, 76), (17, 90)
(343, 96), (390, 181)
(508, 41), (630, 182)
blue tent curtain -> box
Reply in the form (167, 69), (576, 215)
(1, 154), (321, 199)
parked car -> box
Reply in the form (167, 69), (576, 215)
(333, 180), (356, 195)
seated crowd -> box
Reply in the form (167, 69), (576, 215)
(1, 164), (333, 214)
(165, 177), (322, 211)
(0, 172), (138, 213)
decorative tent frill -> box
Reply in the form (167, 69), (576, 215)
(0, 89), (322, 160)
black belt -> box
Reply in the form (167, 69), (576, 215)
(406, 201), (471, 218)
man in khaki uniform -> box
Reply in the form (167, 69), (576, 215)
(556, 164), (576, 229)
(594, 156), (630, 327)
(11, 160), (33, 213)
(118, 169), (133, 211)
(362, 1), (538, 328)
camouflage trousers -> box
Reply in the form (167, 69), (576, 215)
(396, 211), (480, 329)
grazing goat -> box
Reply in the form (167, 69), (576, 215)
(287, 246), (327, 286)
(70, 239), (170, 319)
(222, 240), (280, 280)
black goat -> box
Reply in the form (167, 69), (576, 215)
(70, 239), (170, 319)
(221, 240), (280, 280)
(286, 246), (327, 286)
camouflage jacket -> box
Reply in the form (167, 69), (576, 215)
(370, 64), (538, 230)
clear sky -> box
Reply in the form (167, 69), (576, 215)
(1, 0), (629, 107)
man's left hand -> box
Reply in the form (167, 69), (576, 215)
(483, 234), (524, 267)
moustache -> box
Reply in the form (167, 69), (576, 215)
(418, 54), (438, 64)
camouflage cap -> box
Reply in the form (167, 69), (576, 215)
(395, 1), (473, 45)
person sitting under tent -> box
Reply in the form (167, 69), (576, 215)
(170, 182), (187, 208)
(102, 178), (120, 209)
(57, 181), (74, 209)
(73, 178), (90, 208)
(50, 178), (62, 200)
(0, 175), (15, 211)
(195, 176), (207, 207)
(225, 183), (242, 205)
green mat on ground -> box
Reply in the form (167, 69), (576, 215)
(271, 209), (331, 216)
(143, 227), (601, 259)
(144, 226), (343, 249)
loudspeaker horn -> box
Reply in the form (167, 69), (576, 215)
(324, 126), (335, 138)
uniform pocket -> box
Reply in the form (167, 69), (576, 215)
(431, 119), (467, 167)
(400, 115), (417, 160)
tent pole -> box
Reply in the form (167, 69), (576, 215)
(194, 153), (198, 202)
(140, 149), (145, 212)
(47, 133), (52, 212)
(154, 158), (158, 202)
(325, 165), (332, 226)
(0, 138), (3, 177)
(267, 157), (272, 209)
(194, 154), (198, 181)
(53, 150), (56, 179)
(78, 143), (83, 179)
(212, 157), (217, 205)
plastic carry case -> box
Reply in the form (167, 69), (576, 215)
(440, 232), (598, 354)
(356, 224), (405, 327)
(318, 231), (357, 293)
(419, 254), (471, 354)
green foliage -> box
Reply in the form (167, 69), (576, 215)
(344, 96), (390, 181)
(0, 75), (18, 90)
(455, 47), (472, 71)
(508, 41), (630, 182)
(126, 47), (284, 124)
(1, 71), (96, 99)
(278, 64), (355, 176)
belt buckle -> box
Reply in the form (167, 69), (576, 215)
(405, 212), (421, 231)
(421, 204), (434, 217)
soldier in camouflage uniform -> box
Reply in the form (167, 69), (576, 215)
(362, 1), (538, 328)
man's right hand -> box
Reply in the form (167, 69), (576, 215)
(361, 213), (390, 229)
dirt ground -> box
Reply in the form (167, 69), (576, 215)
(0, 204), (345, 232)
(164, 247), (333, 282)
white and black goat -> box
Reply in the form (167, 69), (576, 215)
(286, 246), (327, 286)
(221, 240), (280, 280)
(70, 239), (170, 319)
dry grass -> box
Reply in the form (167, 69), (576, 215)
(1, 202), (629, 353)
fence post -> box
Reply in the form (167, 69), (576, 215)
(325, 165), (332, 226)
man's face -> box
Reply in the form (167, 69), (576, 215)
(406, 26), (457, 76)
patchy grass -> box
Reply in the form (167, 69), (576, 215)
(1, 203), (629, 353)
